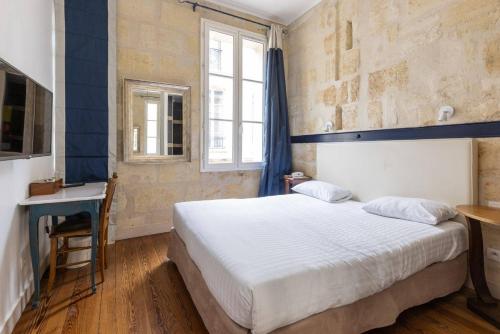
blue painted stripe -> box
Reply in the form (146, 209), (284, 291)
(291, 121), (500, 144)
(65, 0), (108, 183)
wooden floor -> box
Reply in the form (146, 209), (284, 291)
(14, 233), (500, 334)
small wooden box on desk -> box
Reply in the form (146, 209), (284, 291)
(29, 178), (63, 196)
(284, 175), (312, 194)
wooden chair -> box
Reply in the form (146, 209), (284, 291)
(47, 174), (118, 292)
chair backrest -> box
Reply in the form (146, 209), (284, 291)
(100, 173), (118, 233)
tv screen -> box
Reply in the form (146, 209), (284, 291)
(0, 58), (52, 160)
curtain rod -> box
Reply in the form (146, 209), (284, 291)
(177, 0), (272, 30)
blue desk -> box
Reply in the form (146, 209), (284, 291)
(19, 182), (107, 307)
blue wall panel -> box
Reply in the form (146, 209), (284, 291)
(65, 0), (108, 183)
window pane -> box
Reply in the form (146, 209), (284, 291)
(209, 30), (233, 76)
(242, 80), (263, 122)
(208, 120), (233, 164)
(242, 39), (264, 82)
(147, 138), (157, 154)
(209, 75), (233, 120)
(147, 103), (158, 120)
(242, 122), (263, 163)
(147, 120), (157, 138)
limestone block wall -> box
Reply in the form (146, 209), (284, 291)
(287, 0), (500, 296)
(115, 0), (276, 239)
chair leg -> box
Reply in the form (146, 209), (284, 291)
(47, 238), (58, 294)
(99, 234), (105, 283)
(104, 227), (108, 269)
(104, 247), (108, 269)
(62, 237), (69, 266)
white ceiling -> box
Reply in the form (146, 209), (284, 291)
(207, 0), (322, 25)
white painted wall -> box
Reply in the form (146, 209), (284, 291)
(0, 1), (54, 333)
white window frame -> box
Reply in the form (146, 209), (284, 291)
(201, 19), (267, 172)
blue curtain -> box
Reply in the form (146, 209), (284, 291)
(258, 37), (292, 197)
(65, 0), (109, 183)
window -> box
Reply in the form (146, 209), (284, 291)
(145, 100), (160, 154)
(202, 20), (266, 171)
(209, 40), (223, 73)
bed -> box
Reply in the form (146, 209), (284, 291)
(169, 138), (478, 334)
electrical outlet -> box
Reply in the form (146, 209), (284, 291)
(487, 248), (500, 263)
(487, 201), (500, 209)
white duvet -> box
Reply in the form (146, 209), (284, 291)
(173, 194), (467, 334)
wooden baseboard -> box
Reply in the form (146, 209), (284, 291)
(115, 223), (170, 240)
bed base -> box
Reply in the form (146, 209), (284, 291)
(168, 229), (467, 334)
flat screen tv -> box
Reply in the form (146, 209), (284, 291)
(0, 58), (52, 161)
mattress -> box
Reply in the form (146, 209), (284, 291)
(173, 194), (467, 334)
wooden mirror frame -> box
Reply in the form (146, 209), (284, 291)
(123, 79), (191, 164)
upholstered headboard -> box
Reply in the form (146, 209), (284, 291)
(317, 139), (478, 206)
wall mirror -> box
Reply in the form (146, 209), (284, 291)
(124, 79), (190, 163)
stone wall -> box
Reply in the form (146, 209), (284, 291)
(287, 0), (500, 296)
(288, 0), (500, 134)
(115, 0), (275, 239)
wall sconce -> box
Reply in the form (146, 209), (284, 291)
(323, 121), (334, 132)
(438, 106), (454, 122)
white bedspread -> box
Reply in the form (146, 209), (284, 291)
(173, 194), (467, 334)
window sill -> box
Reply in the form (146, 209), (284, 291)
(200, 165), (263, 173)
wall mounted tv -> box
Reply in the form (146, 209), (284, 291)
(0, 58), (52, 161)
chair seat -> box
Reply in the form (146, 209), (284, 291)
(51, 216), (91, 235)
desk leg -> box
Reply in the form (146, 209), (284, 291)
(28, 209), (40, 308)
(89, 201), (99, 294)
(468, 217), (496, 304)
(467, 217), (500, 328)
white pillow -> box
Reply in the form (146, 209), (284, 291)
(362, 196), (457, 225)
(292, 180), (352, 203)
